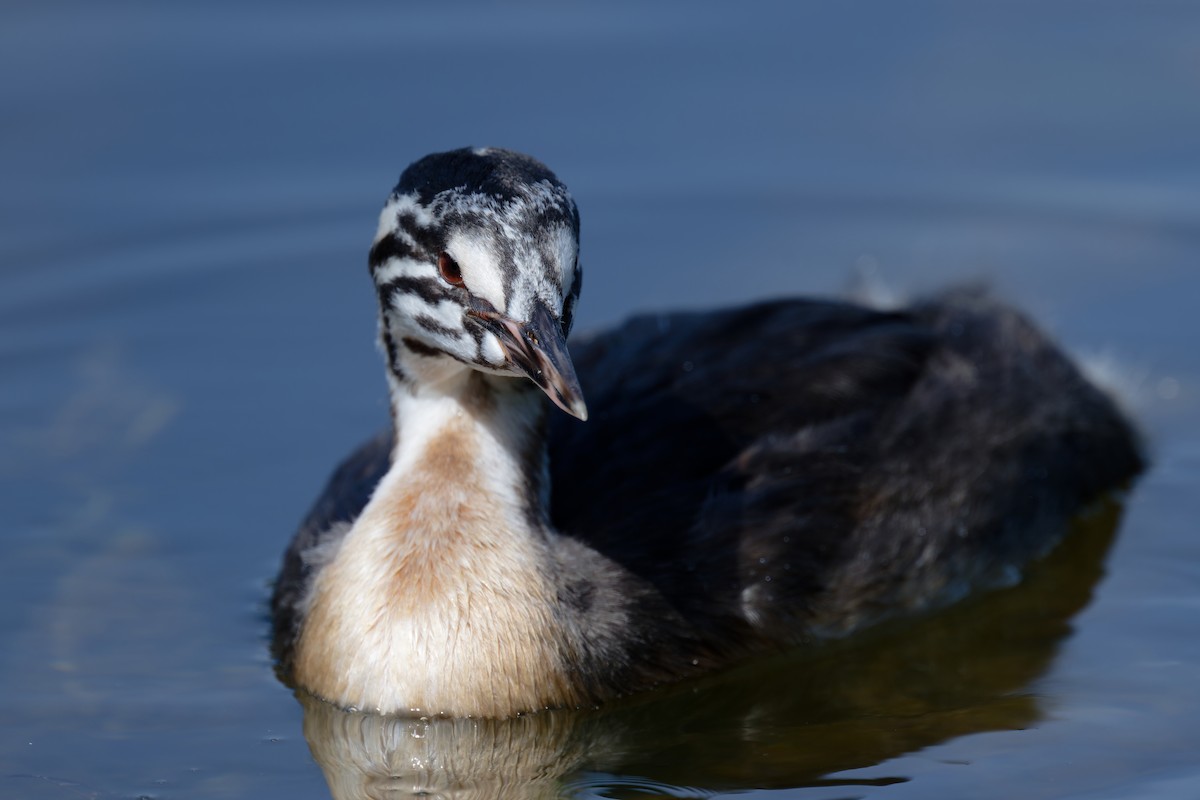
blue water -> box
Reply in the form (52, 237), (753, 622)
(3, 2), (1199, 798)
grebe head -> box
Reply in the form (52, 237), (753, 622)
(368, 147), (587, 420)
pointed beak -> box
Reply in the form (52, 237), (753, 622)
(469, 300), (588, 421)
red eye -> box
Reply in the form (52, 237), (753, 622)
(438, 252), (464, 286)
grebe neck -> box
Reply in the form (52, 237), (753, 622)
(293, 369), (581, 716)
(386, 368), (552, 524)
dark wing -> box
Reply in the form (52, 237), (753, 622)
(548, 291), (1143, 642)
(548, 298), (936, 638)
(270, 428), (392, 666)
(272, 291), (1144, 663)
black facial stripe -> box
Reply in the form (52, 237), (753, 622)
(401, 336), (446, 359)
(468, 320), (486, 351)
(414, 315), (461, 337)
(382, 276), (457, 307)
(380, 329), (406, 381)
(397, 211), (442, 254)
(368, 233), (415, 271)
(369, 213), (444, 274)
(400, 337), (475, 367)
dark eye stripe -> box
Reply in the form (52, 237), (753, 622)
(368, 232), (415, 271)
(381, 276), (457, 307)
(398, 212), (442, 253)
(379, 329), (406, 381)
(370, 212), (443, 272)
(414, 315), (461, 337)
(400, 337), (474, 367)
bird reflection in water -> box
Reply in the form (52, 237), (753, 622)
(293, 498), (1126, 799)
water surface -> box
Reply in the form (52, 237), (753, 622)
(3, 3), (1199, 798)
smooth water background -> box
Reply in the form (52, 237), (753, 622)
(3, 2), (1199, 798)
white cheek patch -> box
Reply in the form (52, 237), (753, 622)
(447, 231), (507, 311)
(427, 298), (468, 330)
(480, 333), (507, 367)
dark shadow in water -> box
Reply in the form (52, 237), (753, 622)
(296, 499), (1124, 799)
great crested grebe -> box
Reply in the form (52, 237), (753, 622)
(271, 147), (1143, 718)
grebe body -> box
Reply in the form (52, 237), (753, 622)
(271, 148), (1143, 717)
